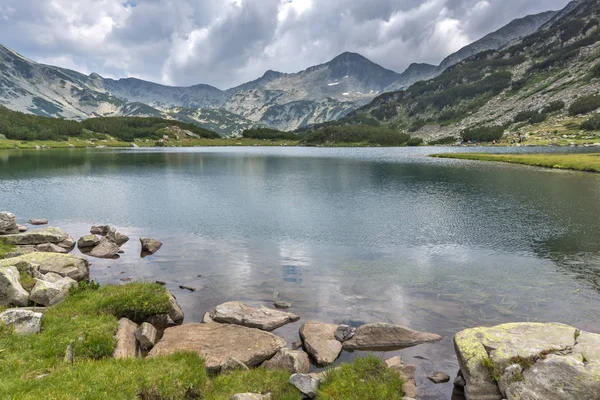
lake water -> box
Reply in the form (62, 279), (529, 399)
(1, 146), (600, 399)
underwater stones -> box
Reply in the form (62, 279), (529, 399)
(428, 371), (451, 384)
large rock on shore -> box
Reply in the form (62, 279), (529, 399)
(29, 277), (78, 306)
(264, 348), (311, 374)
(299, 321), (342, 366)
(209, 301), (300, 331)
(0, 212), (18, 234)
(342, 323), (442, 351)
(454, 322), (600, 400)
(148, 323), (287, 372)
(113, 318), (138, 359)
(0, 227), (75, 250)
(0, 253), (89, 282)
(0, 309), (42, 335)
(0, 266), (29, 306)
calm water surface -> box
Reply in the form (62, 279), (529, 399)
(1, 146), (600, 399)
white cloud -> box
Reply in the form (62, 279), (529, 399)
(0, 0), (572, 89)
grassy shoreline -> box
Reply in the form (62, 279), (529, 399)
(0, 282), (404, 399)
(431, 152), (600, 173)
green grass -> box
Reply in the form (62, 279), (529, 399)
(0, 282), (401, 399)
(431, 153), (600, 173)
(0, 241), (15, 258)
(318, 356), (404, 400)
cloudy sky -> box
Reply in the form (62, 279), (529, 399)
(0, 0), (571, 89)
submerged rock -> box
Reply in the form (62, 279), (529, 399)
(454, 322), (600, 400)
(342, 323), (442, 351)
(140, 238), (162, 256)
(113, 318), (138, 359)
(0, 253), (89, 282)
(209, 301), (299, 331)
(299, 320), (342, 366)
(0, 266), (29, 307)
(0, 309), (43, 335)
(264, 348), (311, 374)
(148, 323), (287, 372)
(28, 219), (48, 226)
(428, 371), (450, 384)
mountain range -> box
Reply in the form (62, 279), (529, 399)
(0, 7), (563, 135)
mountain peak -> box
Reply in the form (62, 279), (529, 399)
(329, 52), (371, 64)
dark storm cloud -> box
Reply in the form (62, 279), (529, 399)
(0, 0), (572, 89)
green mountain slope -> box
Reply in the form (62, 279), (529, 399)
(337, 0), (600, 143)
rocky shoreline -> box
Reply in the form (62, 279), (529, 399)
(1, 211), (598, 399)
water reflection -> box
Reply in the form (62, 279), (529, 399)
(1, 147), (600, 399)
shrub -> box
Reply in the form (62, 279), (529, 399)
(242, 128), (298, 140)
(581, 114), (600, 131)
(429, 136), (457, 145)
(542, 100), (565, 113)
(568, 95), (600, 115)
(302, 125), (410, 146)
(593, 63), (600, 78)
(514, 110), (547, 124)
(461, 125), (505, 142)
(407, 137), (424, 146)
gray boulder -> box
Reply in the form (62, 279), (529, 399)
(299, 320), (342, 366)
(0, 266), (29, 306)
(17, 225), (27, 233)
(77, 235), (100, 249)
(135, 322), (158, 350)
(106, 227), (129, 246)
(264, 348), (311, 374)
(140, 238), (162, 256)
(289, 373), (320, 399)
(148, 323), (287, 372)
(89, 237), (121, 258)
(0, 212), (18, 234)
(342, 323), (442, 351)
(0, 309), (42, 335)
(34, 243), (70, 254)
(29, 277), (77, 306)
(113, 318), (138, 359)
(428, 371), (450, 384)
(334, 324), (356, 342)
(0, 227), (74, 249)
(0, 253), (89, 282)
(90, 225), (110, 235)
(454, 322), (600, 400)
(209, 301), (299, 331)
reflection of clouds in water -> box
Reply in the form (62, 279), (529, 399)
(279, 242), (311, 283)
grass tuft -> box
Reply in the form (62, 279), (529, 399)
(318, 356), (405, 400)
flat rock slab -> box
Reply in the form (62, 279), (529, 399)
(299, 320), (342, 366)
(0, 227), (73, 247)
(210, 301), (300, 331)
(28, 219), (48, 225)
(342, 323), (442, 351)
(148, 323), (287, 372)
(0, 253), (89, 282)
(454, 322), (600, 400)
(0, 309), (43, 335)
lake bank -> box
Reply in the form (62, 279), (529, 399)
(431, 152), (600, 173)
